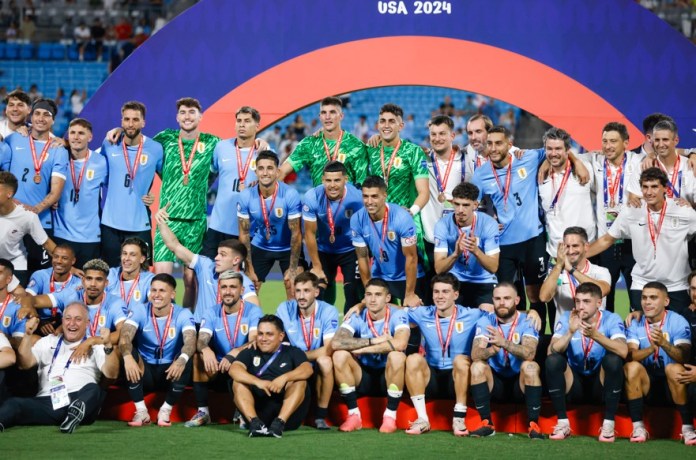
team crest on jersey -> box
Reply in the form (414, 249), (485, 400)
(337, 153), (346, 163)
(98, 315), (106, 327)
(2, 316), (10, 327)
(512, 332), (521, 344)
(134, 290), (141, 301)
(663, 332), (670, 342)
(387, 231), (396, 241)
(86, 169), (95, 181)
(345, 209), (353, 218)
(197, 142), (206, 153)
(303, 204), (310, 213)
(250, 159), (257, 170)
(140, 154), (148, 165)
(394, 157), (403, 168)
(313, 327), (320, 339)
(455, 321), (464, 333)
(517, 168), (527, 179)
(253, 356), (261, 366)
(168, 327), (176, 339)
(275, 208), (283, 218)
(241, 324), (249, 335)
(671, 217), (679, 229)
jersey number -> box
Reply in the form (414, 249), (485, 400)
(124, 174), (132, 188)
(513, 192), (522, 206)
(21, 168), (29, 182)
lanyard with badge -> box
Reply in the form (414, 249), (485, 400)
(255, 345), (283, 377)
(48, 336), (85, 410)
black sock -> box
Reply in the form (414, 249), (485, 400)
(627, 398), (643, 423)
(601, 354), (624, 421)
(525, 385), (542, 423)
(315, 406), (328, 419)
(342, 390), (358, 410)
(386, 394), (400, 412)
(545, 354), (568, 419)
(676, 404), (694, 426)
(471, 382), (491, 421)
(193, 382), (209, 408)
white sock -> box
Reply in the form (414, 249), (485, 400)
(453, 403), (467, 414)
(603, 419), (615, 427)
(632, 421), (644, 429)
(134, 401), (147, 411)
(383, 409), (397, 419)
(198, 406), (210, 415)
(557, 418), (570, 426)
(683, 424), (694, 432)
(160, 402), (173, 411)
(348, 407), (361, 416)
(411, 395), (429, 422)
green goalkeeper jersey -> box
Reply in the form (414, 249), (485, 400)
(367, 139), (429, 207)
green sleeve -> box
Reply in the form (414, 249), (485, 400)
(409, 142), (429, 179)
(286, 137), (312, 172)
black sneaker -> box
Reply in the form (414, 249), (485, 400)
(315, 418), (331, 430)
(248, 417), (269, 437)
(469, 419), (496, 437)
(269, 417), (286, 438)
(60, 399), (86, 434)
(528, 422), (547, 440)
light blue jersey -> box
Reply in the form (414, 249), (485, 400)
(49, 290), (127, 336)
(302, 183), (363, 254)
(26, 268), (82, 319)
(276, 300), (339, 352)
(474, 312), (538, 378)
(125, 303), (196, 364)
(106, 268), (154, 312)
(340, 306), (409, 368)
(627, 311), (691, 375)
(199, 301), (263, 360)
(0, 299), (26, 338)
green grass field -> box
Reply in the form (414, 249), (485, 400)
(3, 421), (690, 459)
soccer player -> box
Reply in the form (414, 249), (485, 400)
(156, 208), (259, 323)
(203, 106), (269, 257)
(100, 101), (163, 267)
(230, 314), (313, 437)
(238, 151), (302, 296)
(0, 330), (15, 401)
(350, 175), (424, 307)
(0, 303), (118, 433)
(278, 96), (368, 187)
(53, 118), (106, 267)
(0, 90), (31, 139)
(302, 161), (363, 312)
(538, 127), (596, 258)
(331, 278), (410, 433)
(186, 270), (262, 427)
(2, 98), (68, 273)
(275, 272), (338, 430)
(25, 244), (81, 335)
(588, 167), (696, 314)
(590, 122), (640, 312)
(0, 171), (58, 285)
(470, 282), (544, 439)
(106, 238), (154, 312)
(119, 274), (196, 427)
(540, 227), (611, 321)
(404, 273), (490, 436)
(0, 259), (27, 344)
(623, 282), (694, 444)
(153, 98), (220, 308)
(471, 126), (550, 330)
(545, 282), (627, 442)
(433, 182), (499, 309)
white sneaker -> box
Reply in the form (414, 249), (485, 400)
(598, 421), (615, 443)
(549, 422), (571, 440)
(683, 426), (696, 446)
(630, 425), (648, 443)
(157, 407), (172, 427)
(128, 409), (151, 427)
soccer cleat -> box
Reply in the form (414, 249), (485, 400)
(379, 415), (397, 434)
(60, 399), (86, 434)
(598, 421), (615, 442)
(549, 422), (571, 440)
(314, 418), (331, 430)
(405, 418), (431, 435)
(452, 417), (469, 437)
(157, 407), (172, 427)
(269, 417), (285, 438)
(682, 426), (696, 446)
(128, 409), (151, 427)
(184, 410), (211, 428)
(528, 421), (546, 440)
(469, 419), (495, 438)
(339, 413), (362, 432)
(248, 417), (269, 437)
(630, 425), (649, 443)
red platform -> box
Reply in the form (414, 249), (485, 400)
(101, 388), (682, 439)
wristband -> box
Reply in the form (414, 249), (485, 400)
(409, 204), (421, 216)
(178, 353), (190, 363)
(223, 355), (236, 364)
(387, 340), (395, 351)
(368, 338), (373, 346)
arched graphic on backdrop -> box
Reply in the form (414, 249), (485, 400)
(82, 0), (696, 149)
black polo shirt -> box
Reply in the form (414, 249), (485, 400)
(236, 343), (307, 381)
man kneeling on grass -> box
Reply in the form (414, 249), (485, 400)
(230, 314), (313, 438)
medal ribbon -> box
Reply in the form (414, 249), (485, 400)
(119, 271), (141, 307)
(69, 152), (90, 199)
(299, 305), (317, 350)
(549, 158), (572, 210)
(0, 294), (10, 320)
(656, 156), (681, 199)
(178, 133), (200, 179)
(566, 261), (591, 299)
(255, 345), (283, 377)
(603, 155), (626, 208)
(496, 312), (519, 364)
(29, 136), (51, 178)
(647, 201), (667, 257)
(322, 131), (344, 162)
(367, 307), (391, 338)
(151, 305), (175, 357)
(86, 293), (106, 338)
(235, 139), (255, 184)
(581, 311), (602, 368)
(457, 213), (477, 265)
(370, 205), (390, 263)
(431, 148), (456, 195)
(325, 186), (346, 242)
(379, 140), (402, 185)
(47, 336), (86, 377)
(222, 302), (245, 348)
(644, 311), (667, 363)
(50, 272), (73, 317)
(122, 137), (144, 186)
(436, 307), (457, 357)
(490, 155), (513, 207)
(258, 183), (279, 238)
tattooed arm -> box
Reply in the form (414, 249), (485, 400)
(355, 246), (372, 287)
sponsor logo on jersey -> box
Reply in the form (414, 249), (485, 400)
(241, 324), (248, 335)
(253, 356), (261, 366)
(513, 332), (520, 344)
(455, 321), (464, 333)
(387, 231), (396, 241)
(275, 208), (284, 218)
(168, 327), (176, 339)
(518, 167), (527, 179)
(86, 169), (95, 180)
(140, 154), (148, 165)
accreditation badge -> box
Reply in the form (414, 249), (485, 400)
(50, 376), (70, 410)
(168, 327), (176, 339)
(455, 321), (464, 333)
(140, 154), (148, 165)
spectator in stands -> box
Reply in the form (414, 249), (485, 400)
(461, 95), (478, 120)
(5, 21), (19, 41)
(19, 15), (36, 42)
(499, 109), (516, 137)
(69, 90), (85, 117)
(353, 115), (370, 140)
(27, 84), (41, 102)
(114, 17), (133, 42)
(401, 114), (416, 142)
(261, 125), (282, 151)
(90, 18), (106, 62)
(290, 115), (308, 140)
(439, 95), (455, 117)
(481, 98), (501, 124)
(73, 21), (91, 62)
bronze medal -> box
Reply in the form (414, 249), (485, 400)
(183, 174), (189, 186)
(329, 234), (336, 244)
(33, 173), (41, 184)
(238, 182), (245, 192)
(438, 192), (446, 203)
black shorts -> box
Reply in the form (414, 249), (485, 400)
(250, 245), (291, 282)
(385, 278), (428, 305)
(52, 236), (101, 269)
(202, 228), (237, 259)
(251, 384), (310, 431)
(425, 366), (455, 399)
(23, 227), (53, 273)
(457, 282), (495, 308)
(207, 372), (232, 394)
(566, 367), (603, 404)
(100, 224), (152, 268)
(644, 368), (673, 406)
(490, 371), (524, 403)
(356, 365), (388, 397)
(497, 233), (547, 286)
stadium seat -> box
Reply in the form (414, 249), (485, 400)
(5, 43), (19, 60)
(19, 43), (34, 60)
(0, 42), (5, 60)
(51, 43), (67, 60)
(37, 43), (53, 60)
